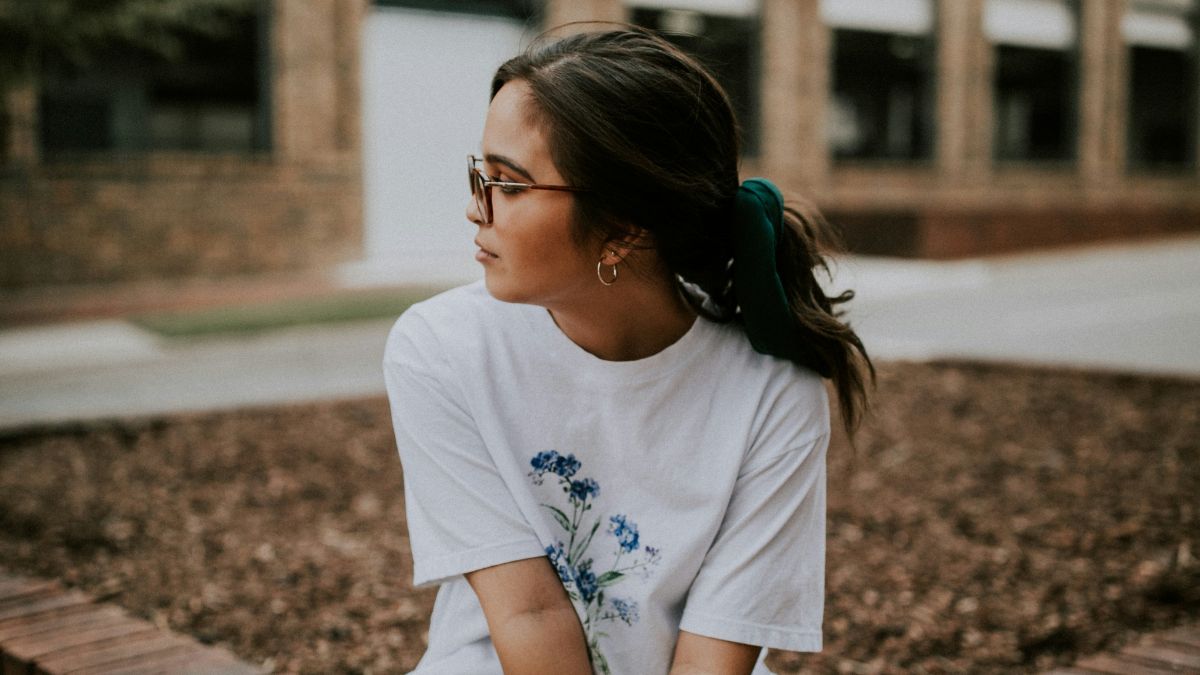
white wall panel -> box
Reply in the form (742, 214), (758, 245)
(348, 7), (527, 285)
(626, 0), (759, 18)
(819, 0), (933, 35)
(985, 0), (1077, 49)
(1123, 4), (1195, 49)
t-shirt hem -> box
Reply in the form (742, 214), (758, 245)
(679, 608), (823, 653)
(412, 539), (548, 589)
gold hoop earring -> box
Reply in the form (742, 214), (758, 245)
(597, 253), (619, 286)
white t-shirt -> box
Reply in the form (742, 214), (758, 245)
(383, 282), (829, 675)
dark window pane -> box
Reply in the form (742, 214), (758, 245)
(1128, 45), (1196, 169)
(631, 9), (760, 156)
(39, 9), (267, 154)
(993, 45), (1076, 162)
(373, 0), (536, 19)
(39, 93), (113, 152)
(830, 29), (934, 161)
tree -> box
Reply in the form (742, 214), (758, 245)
(0, 0), (259, 88)
(0, 0), (260, 159)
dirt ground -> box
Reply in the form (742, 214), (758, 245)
(1, 360), (1197, 674)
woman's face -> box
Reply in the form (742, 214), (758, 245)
(469, 80), (598, 307)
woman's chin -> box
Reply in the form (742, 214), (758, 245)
(483, 274), (521, 304)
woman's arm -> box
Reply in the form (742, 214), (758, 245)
(465, 557), (592, 675)
(669, 630), (761, 675)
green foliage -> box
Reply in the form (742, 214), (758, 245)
(0, 0), (258, 85)
(130, 287), (444, 338)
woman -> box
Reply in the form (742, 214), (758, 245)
(384, 27), (872, 675)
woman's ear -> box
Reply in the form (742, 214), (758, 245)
(601, 228), (650, 264)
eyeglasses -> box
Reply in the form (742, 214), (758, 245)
(468, 154), (585, 224)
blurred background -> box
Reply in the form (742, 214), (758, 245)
(1, 0), (1198, 426)
(2, 0), (1198, 288)
(1, 3), (1198, 673)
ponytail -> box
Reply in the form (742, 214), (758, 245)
(776, 198), (875, 433)
(728, 178), (873, 435)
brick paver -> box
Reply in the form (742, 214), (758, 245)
(1045, 623), (1200, 674)
(0, 572), (265, 675)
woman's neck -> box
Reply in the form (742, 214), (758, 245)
(546, 268), (696, 362)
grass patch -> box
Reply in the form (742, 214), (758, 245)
(131, 286), (444, 338)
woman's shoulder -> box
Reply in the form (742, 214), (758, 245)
(705, 319), (827, 388)
(395, 280), (494, 325)
(699, 319), (830, 444)
(383, 281), (514, 370)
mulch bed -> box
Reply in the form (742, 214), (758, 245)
(0, 360), (1197, 674)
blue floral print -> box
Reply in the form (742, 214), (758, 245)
(573, 559), (599, 603)
(528, 450), (662, 675)
(545, 540), (571, 583)
(608, 514), (640, 553)
(570, 477), (600, 502)
(531, 450), (581, 479)
(609, 597), (639, 626)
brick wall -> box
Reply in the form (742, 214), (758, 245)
(0, 154), (360, 286)
(0, 0), (366, 290)
(816, 162), (1200, 258)
(747, 0), (1200, 258)
(5, 0), (1198, 289)
(830, 205), (1200, 259)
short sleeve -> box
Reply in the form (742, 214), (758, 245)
(679, 432), (828, 652)
(383, 314), (545, 588)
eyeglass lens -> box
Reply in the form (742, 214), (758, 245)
(468, 159), (491, 223)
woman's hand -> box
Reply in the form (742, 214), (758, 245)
(669, 630), (761, 675)
(466, 557), (592, 675)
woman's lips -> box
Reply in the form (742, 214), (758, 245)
(474, 240), (499, 262)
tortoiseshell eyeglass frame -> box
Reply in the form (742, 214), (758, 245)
(468, 154), (586, 223)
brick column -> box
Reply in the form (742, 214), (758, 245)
(760, 0), (829, 190)
(269, 0), (363, 257)
(272, 0), (358, 161)
(3, 81), (37, 165)
(1078, 0), (1127, 183)
(936, 0), (989, 182)
(543, 0), (626, 30)
(1192, 10), (1200, 178)
(334, 0), (367, 153)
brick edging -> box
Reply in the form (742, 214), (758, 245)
(0, 572), (267, 675)
(1043, 623), (1200, 674)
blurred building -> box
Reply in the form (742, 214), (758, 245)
(0, 1), (367, 290)
(601, 0), (1200, 257)
(1, 0), (1197, 292)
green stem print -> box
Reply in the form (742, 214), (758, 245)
(529, 450), (662, 674)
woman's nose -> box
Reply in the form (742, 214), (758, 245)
(466, 197), (485, 225)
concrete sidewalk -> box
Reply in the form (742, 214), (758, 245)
(2, 235), (1198, 430)
(836, 234), (1200, 376)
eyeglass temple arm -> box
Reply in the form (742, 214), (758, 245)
(484, 179), (586, 193)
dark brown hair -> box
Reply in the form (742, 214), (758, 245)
(493, 27), (874, 432)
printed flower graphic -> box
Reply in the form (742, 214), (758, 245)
(609, 514), (639, 552)
(529, 450), (662, 674)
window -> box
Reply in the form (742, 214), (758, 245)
(629, 4), (760, 155)
(1124, 0), (1197, 170)
(986, 0), (1079, 163)
(823, 0), (936, 162)
(39, 6), (268, 154)
(374, 0), (536, 19)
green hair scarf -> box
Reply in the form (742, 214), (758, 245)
(732, 178), (831, 377)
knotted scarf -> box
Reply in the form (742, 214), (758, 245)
(732, 178), (830, 376)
